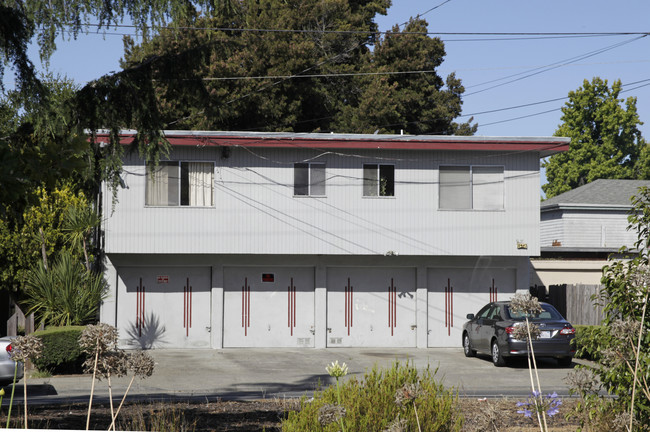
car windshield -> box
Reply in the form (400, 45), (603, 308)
(505, 303), (563, 321)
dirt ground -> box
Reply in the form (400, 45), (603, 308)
(0, 397), (583, 431)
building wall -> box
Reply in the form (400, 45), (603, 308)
(104, 147), (541, 257)
(541, 209), (635, 249)
(530, 259), (605, 287)
(101, 254), (531, 349)
(100, 143), (542, 348)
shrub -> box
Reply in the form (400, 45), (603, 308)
(282, 362), (463, 431)
(32, 326), (87, 374)
(572, 325), (606, 361)
(23, 252), (107, 327)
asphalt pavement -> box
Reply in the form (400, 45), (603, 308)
(2, 348), (588, 406)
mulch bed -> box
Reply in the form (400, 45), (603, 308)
(1, 397), (583, 431)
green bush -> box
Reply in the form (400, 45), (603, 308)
(32, 326), (87, 374)
(572, 325), (606, 361)
(282, 362), (462, 431)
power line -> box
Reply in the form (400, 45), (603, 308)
(78, 22), (650, 38)
(60, 28), (639, 43)
(184, 70), (442, 81)
(473, 78), (650, 129)
(464, 35), (647, 96)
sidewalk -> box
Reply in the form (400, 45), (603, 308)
(4, 348), (584, 406)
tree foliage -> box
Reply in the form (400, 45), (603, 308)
(598, 186), (650, 426)
(0, 183), (90, 294)
(0, 76), (88, 220)
(543, 78), (648, 199)
(1, 0), (220, 100)
(120, 2), (475, 134)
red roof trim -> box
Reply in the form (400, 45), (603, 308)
(94, 133), (569, 153)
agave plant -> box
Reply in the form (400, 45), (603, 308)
(23, 251), (107, 327)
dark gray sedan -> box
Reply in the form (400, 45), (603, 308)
(462, 301), (576, 367)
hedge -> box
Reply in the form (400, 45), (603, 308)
(32, 326), (87, 374)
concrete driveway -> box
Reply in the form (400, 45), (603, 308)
(4, 348), (586, 405)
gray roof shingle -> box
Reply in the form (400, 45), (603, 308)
(542, 179), (650, 208)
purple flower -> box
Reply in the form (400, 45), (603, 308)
(517, 407), (533, 417)
(516, 391), (562, 419)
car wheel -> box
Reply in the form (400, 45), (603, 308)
(491, 340), (506, 367)
(463, 333), (476, 357)
(558, 357), (572, 367)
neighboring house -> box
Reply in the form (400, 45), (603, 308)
(98, 131), (569, 349)
(532, 179), (650, 288)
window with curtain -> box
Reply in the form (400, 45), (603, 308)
(439, 165), (504, 210)
(146, 161), (214, 206)
(363, 164), (394, 197)
(294, 163), (326, 196)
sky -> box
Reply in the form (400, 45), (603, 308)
(6, 0), (650, 188)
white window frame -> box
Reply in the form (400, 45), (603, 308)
(294, 162), (326, 197)
(439, 165), (504, 210)
(145, 160), (215, 207)
(363, 164), (395, 197)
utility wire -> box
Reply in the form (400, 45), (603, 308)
(464, 35), (647, 95)
(60, 27), (639, 43)
(77, 22), (650, 37)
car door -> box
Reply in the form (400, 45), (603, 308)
(469, 304), (493, 352)
(478, 305), (501, 348)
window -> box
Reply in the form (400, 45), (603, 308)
(145, 161), (214, 206)
(363, 164), (394, 197)
(294, 163), (326, 196)
(439, 165), (504, 210)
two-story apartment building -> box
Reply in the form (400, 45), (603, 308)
(98, 131), (569, 349)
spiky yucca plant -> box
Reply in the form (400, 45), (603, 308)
(23, 251), (107, 326)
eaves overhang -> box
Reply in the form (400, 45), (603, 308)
(541, 203), (632, 213)
(540, 246), (625, 254)
(93, 130), (570, 157)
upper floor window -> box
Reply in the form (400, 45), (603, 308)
(363, 164), (394, 197)
(146, 161), (214, 207)
(294, 163), (326, 196)
(439, 165), (504, 210)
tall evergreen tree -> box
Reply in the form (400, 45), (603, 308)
(119, 2), (475, 134)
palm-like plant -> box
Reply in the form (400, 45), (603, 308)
(23, 252), (107, 326)
(63, 204), (101, 271)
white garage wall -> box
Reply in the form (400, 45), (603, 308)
(104, 254), (529, 349)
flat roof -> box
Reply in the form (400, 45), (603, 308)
(94, 130), (570, 158)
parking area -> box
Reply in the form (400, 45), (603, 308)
(2, 348), (587, 406)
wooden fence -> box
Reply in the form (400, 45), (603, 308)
(6, 305), (38, 336)
(547, 284), (605, 326)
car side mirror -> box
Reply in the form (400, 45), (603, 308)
(466, 313), (475, 320)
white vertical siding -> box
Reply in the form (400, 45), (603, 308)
(103, 147), (541, 256)
(541, 208), (636, 249)
(541, 212), (564, 247)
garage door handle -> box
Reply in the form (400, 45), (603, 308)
(327, 327), (332, 333)
(206, 327), (211, 333)
(411, 325), (417, 330)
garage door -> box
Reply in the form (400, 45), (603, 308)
(427, 268), (515, 347)
(116, 267), (212, 349)
(223, 267), (315, 347)
(327, 267), (416, 347)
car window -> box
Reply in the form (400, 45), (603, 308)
(476, 305), (492, 319)
(505, 303), (563, 320)
(488, 307), (502, 320)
